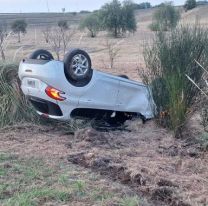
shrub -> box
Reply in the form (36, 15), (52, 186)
(0, 63), (39, 127)
(184, 0), (197, 11)
(143, 25), (208, 135)
(150, 2), (180, 31)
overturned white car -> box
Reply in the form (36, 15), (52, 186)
(18, 49), (156, 125)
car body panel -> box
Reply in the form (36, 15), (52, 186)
(19, 59), (156, 120)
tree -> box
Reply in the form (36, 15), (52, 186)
(150, 2), (180, 31)
(103, 39), (122, 69)
(80, 13), (100, 37)
(42, 26), (51, 43)
(11, 19), (27, 43)
(184, 0), (197, 11)
(58, 20), (68, 31)
(48, 27), (74, 60)
(122, 0), (137, 33)
(99, 0), (136, 37)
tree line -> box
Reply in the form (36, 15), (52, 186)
(80, 0), (137, 38)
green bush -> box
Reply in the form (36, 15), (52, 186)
(0, 63), (39, 128)
(144, 25), (208, 134)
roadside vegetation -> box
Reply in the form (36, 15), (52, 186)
(143, 25), (208, 135)
(0, 63), (39, 128)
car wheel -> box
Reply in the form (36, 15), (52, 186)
(29, 49), (54, 60)
(64, 49), (92, 81)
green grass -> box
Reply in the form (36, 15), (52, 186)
(0, 153), (144, 206)
(119, 196), (140, 206)
(6, 188), (71, 206)
(72, 180), (87, 196)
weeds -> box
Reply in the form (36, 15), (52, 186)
(91, 189), (113, 202)
(119, 196), (140, 206)
(143, 25), (208, 135)
(58, 173), (69, 187)
(73, 180), (86, 195)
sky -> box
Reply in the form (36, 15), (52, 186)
(0, 0), (185, 13)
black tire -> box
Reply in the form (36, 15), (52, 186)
(118, 74), (129, 79)
(29, 49), (54, 60)
(64, 49), (92, 82)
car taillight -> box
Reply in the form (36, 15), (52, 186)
(45, 86), (66, 101)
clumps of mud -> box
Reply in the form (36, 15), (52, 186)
(67, 119), (208, 206)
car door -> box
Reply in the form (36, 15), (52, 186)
(116, 79), (150, 112)
(78, 72), (119, 110)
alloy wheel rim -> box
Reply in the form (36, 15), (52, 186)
(71, 54), (89, 77)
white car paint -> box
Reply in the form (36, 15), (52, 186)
(19, 59), (156, 120)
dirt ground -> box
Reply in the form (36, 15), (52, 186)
(0, 113), (207, 206)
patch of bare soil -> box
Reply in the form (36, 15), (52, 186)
(67, 117), (208, 206)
